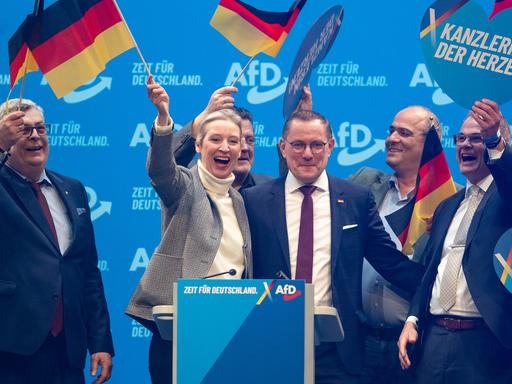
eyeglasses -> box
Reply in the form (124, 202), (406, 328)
(453, 133), (484, 145)
(285, 139), (328, 153)
(388, 126), (415, 138)
(20, 124), (48, 138)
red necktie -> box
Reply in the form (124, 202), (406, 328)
(296, 185), (316, 283)
(30, 181), (63, 337)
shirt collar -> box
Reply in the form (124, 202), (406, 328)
(465, 173), (493, 197)
(285, 170), (329, 194)
(5, 165), (51, 185)
(388, 174), (415, 202)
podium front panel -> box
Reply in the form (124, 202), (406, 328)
(175, 279), (309, 384)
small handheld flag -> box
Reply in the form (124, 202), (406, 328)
(210, 0), (306, 57)
(386, 126), (457, 255)
(8, 0), (136, 98)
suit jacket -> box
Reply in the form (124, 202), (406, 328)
(126, 130), (253, 329)
(172, 121), (272, 191)
(242, 174), (424, 374)
(0, 166), (114, 368)
(409, 145), (512, 350)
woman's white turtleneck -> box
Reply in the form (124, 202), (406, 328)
(197, 159), (244, 279)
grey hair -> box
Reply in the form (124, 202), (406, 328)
(197, 109), (242, 143)
(0, 98), (44, 120)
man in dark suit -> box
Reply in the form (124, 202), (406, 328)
(242, 110), (424, 383)
(398, 99), (512, 383)
(0, 99), (114, 384)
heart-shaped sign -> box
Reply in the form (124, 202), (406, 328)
(493, 227), (512, 294)
(420, 0), (512, 108)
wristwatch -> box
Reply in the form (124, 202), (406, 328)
(484, 131), (502, 149)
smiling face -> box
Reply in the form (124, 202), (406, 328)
(7, 107), (49, 182)
(233, 119), (254, 179)
(195, 119), (241, 179)
(456, 116), (490, 184)
(385, 107), (429, 179)
(279, 118), (334, 184)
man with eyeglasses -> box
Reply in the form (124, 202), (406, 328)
(348, 106), (444, 384)
(242, 110), (424, 383)
(0, 99), (114, 384)
(398, 99), (512, 384)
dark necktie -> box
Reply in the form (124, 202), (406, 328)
(296, 185), (316, 283)
(30, 181), (63, 336)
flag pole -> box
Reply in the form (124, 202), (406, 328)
(230, 55), (256, 87)
(18, 55), (29, 110)
(111, 0), (152, 77)
(17, 0), (43, 110)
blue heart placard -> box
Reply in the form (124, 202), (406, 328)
(420, 0), (512, 108)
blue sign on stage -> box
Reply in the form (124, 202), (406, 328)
(176, 279), (306, 384)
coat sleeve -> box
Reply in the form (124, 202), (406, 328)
(363, 189), (425, 293)
(148, 127), (192, 208)
(80, 182), (115, 356)
(172, 121), (197, 167)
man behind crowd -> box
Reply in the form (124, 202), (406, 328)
(349, 106), (444, 384)
(398, 99), (512, 383)
(0, 99), (114, 384)
(242, 110), (424, 383)
(172, 86), (271, 190)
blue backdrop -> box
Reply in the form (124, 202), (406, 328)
(1, 1), (510, 382)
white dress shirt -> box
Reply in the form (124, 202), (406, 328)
(429, 174), (493, 317)
(285, 171), (332, 306)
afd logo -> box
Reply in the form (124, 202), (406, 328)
(41, 76), (112, 104)
(336, 122), (385, 166)
(225, 60), (288, 104)
(410, 64), (453, 106)
(85, 186), (112, 222)
(129, 122), (184, 147)
(275, 284), (302, 301)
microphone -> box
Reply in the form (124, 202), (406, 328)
(202, 269), (237, 279)
(275, 270), (290, 280)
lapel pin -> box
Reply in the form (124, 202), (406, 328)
(337, 198), (345, 204)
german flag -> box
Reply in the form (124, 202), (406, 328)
(490, 0), (512, 20)
(8, 0), (135, 98)
(386, 127), (457, 255)
(210, 0), (306, 57)
(8, 15), (40, 91)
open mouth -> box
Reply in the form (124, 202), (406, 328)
(26, 146), (43, 152)
(460, 153), (477, 163)
(214, 157), (230, 166)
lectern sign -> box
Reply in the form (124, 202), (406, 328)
(175, 279), (307, 384)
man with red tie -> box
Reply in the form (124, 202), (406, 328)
(242, 110), (424, 383)
(0, 99), (114, 384)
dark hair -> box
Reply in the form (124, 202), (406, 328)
(233, 106), (253, 124)
(282, 110), (332, 139)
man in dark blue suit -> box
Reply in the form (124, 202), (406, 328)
(242, 110), (424, 383)
(398, 99), (512, 384)
(0, 99), (114, 384)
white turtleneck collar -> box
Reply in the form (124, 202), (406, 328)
(197, 159), (234, 197)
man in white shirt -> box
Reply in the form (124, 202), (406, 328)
(243, 110), (424, 383)
(398, 99), (512, 384)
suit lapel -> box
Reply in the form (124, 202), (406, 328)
(2, 167), (60, 253)
(48, 171), (77, 254)
(329, 176), (346, 269)
(465, 181), (495, 248)
(371, 173), (391, 207)
(431, 190), (465, 264)
(269, 180), (291, 273)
